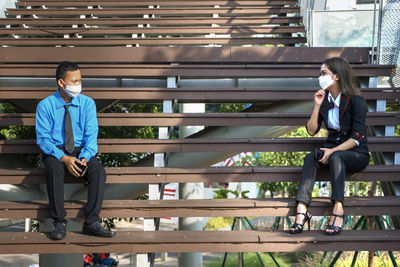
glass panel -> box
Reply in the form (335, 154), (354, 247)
(312, 10), (378, 47)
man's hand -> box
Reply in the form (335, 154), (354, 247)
(60, 155), (83, 177)
(80, 158), (87, 167)
(79, 158), (88, 176)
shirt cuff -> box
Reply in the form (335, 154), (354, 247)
(352, 138), (360, 146)
(79, 152), (93, 162)
(54, 148), (66, 160)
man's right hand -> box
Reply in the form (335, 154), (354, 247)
(60, 155), (83, 177)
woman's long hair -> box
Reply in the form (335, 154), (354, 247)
(323, 57), (363, 96)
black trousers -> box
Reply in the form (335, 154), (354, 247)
(43, 147), (106, 225)
(296, 150), (370, 206)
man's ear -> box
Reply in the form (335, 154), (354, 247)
(57, 79), (64, 89)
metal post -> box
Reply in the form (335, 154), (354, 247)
(144, 77), (174, 267)
(178, 99), (205, 267)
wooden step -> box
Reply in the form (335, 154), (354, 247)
(7, 7), (301, 16)
(0, 26), (305, 35)
(0, 87), (397, 102)
(0, 230), (399, 254)
(1, 165), (398, 184)
(0, 37), (308, 46)
(0, 64), (392, 78)
(0, 196), (399, 219)
(0, 47), (370, 63)
(0, 17), (303, 26)
(17, 1), (299, 8)
(0, 112), (397, 127)
(0, 137), (398, 153)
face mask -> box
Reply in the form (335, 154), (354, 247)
(61, 80), (81, 98)
(319, 75), (334, 90)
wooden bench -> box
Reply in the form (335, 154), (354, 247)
(0, 0), (399, 257)
(3, 0), (304, 46)
(0, 165), (399, 184)
(2, 230), (400, 254)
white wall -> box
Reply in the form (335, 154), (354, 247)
(0, 0), (16, 18)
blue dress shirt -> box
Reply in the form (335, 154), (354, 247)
(36, 89), (98, 161)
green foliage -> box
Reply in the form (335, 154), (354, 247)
(204, 217), (234, 230)
(213, 188), (249, 199)
(205, 252), (290, 267)
(237, 127), (310, 198)
(98, 103), (158, 167)
(297, 251), (400, 267)
(216, 104), (248, 113)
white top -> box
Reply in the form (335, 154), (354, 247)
(327, 92), (359, 145)
(327, 92), (341, 131)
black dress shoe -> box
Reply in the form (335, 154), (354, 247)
(49, 222), (66, 240)
(82, 221), (116, 237)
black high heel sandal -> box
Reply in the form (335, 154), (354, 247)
(289, 211), (312, 234)
(325, 214), (346, 235)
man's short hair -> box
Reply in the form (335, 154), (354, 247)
(56, 61), (79, 85)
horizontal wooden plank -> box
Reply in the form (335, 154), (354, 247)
(0, 87), (396, 101)
(0, 230), (400, 254)
(17, 1), (298, 7)
(0, 137), (398, 153)
(0, 17), (303, 26)
(0, 165), (398, 184)
(0, 37), (308, 46)
(0, 230), (398, 253)
(0, 197), (399, 219)
(8, 6), (300, 14)
(0, 47), (370, 64)
(0, 112), (397, 126)
(0, 26), (305, 35)
(7, 7), (300, 16)
(0, 64), (392, 78)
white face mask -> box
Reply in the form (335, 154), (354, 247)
(61, 80), (81, 98)
(318, 75), (334, 90)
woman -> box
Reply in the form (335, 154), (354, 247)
(289, 57), (370, 235)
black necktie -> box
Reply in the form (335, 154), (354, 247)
(327, 100), (335, 110)
(64, 105), (74, 153)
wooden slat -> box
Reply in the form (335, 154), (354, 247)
(0, 17), (303, 26)
(0, 26), (305, 35)
(0, 165), (398, 184)
(6, 7), (300, 16)
(0, 230), (399, 253)
(0, 87), (397, 101)
(17, 1), (299, 7)
(0, 37), (307, 46)
(0, 112), (398, 126)
(0, 137), (398, 153)
(0, 197), (399, 219)
(0, 64), (392, 78)
(0, 47), (370, 64)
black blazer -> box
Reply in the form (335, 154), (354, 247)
(306, 91), (369, 155)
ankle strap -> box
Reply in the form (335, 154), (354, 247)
(332, 213), (344, 218)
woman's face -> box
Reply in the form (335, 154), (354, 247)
(319, 64), (339, 90)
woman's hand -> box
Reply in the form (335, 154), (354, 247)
(319, 148), (334, 165)
(314, 89), (325, 106)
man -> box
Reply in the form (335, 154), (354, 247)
(36, 61), (115, 240)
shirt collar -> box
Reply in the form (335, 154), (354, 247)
(328, 91), (341, 108)
(54, 89), (81, 109)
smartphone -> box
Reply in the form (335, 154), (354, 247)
(76, 162), (88, 176)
